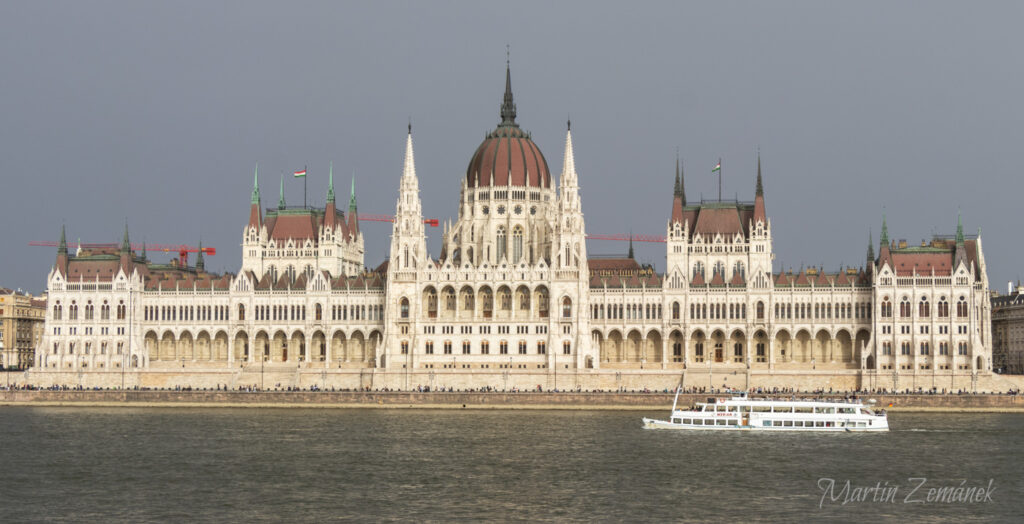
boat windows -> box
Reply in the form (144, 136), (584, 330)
(794, 421), (804, 427)
(815, 421), (824, 427)
(795, 407), (813, 414)
(773, 421), (782, 427)
(753, 406), (771, 413)
(783, 421), (793, 427)
(715, 419), (727, 425)
(704, 419), (714, 426)
(814, 407), (835, 414)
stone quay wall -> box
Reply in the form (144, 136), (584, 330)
(2, 389), (1023, 411)
(5, 367), (1024, 394)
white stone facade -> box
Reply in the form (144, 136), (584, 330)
(31, 70), (993, 391)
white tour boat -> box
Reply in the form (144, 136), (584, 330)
(642, 390), (889, 432)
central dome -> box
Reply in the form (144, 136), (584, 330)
(465, 65), (551, 189)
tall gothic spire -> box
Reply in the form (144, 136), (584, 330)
(327, 161), (335, 203)
(349, 176), (358, 212)
(121, 222), (131, 254)
(278, 175), (286, 210)
(402, 125), (416, 179)
(756, 153), (764, 197)
(867, 231), (875, 263)
(499, 57), (517, 126)
(955, 211), (965, 247)
(561, 120), (576, 184)
(251, 163), (260, 205)
(58, 224), (67, 255)
(674, 157), (680, 197)
(679, 158), (686, 206)
(880, 213), (889, 246)
(628, 233), (634, 259)
(196, 240), (205, 271)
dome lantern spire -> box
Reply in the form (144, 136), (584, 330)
(499, 52), (517, 126)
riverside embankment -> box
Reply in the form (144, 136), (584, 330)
(2, 390), (1024, 411)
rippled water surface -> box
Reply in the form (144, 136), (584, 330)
(0, 407), (1021, 522)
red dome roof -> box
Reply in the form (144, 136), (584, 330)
(465, 64), (551, 189)
(466, 126), (551, 188)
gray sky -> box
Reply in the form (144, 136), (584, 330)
(2, 1), (1022, 294)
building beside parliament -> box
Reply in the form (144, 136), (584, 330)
(30, 65), (999, 391)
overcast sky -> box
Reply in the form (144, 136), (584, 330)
(2, 1), (1022, 294)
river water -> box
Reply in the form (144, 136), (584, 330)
(0, 407), (1020, 522)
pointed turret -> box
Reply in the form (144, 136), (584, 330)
(249, 164), (262, 228)
(560, 120), (577, 189)
(679, 158), (686, 206)
(278, 175), (286, 210)
(56, 225), (68, 274)
(403, 124), (416, 179)
(753, 153), (767, 224)
(867, 231), (875, 265)
(196, 240), (205, 272)
(327, 161), (336, 204)
(628, 233), (634, 259)
(140, 240), (147, 262)
(878, 214), (892, 269)
(119, 223), (132, 270)
(121, 223), (131, 254)
(499, 59), (517, 126)
(954, 212), (968, 268)
(880, 213), (889, 247)
(347, 175), (359, 237)
(324, 162), (337, 229)
(390, 125), (427, 273)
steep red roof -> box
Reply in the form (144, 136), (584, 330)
(694, 207), (743, 237)
(268, 213), (320, 242)
(729, 271), (745, 286)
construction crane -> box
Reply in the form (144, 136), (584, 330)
(358, 214), (439, 227)
(586, 234), (666, 243)
(29, 241), (215, 267)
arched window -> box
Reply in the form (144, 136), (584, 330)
(938, 297), (949, 317)
(512, 226), (523, 263)
(672, 301), (680, 320)
(692, 262), (704, 279)
(54, 302), (62, 320)
(315, 303), (323, 321)
(899, 297), (911, 318)
(286, 266), (296, 283)
(881, 298), (892, 318)
(85, 301), (94, 320)
(957, 296), (968, 318)
(496, 227), (507, 261)
(445, 289), (456, 311)
(562, 297), (572, 318)
(563, 341), (571, 355)
(756, 301), (764, 320)
(238, 304), (245, 321)
(400, 298), (409, 319)
(403, 246), (409, 268)
(918, 297), (930, 318)
(426, 290), (438, 318)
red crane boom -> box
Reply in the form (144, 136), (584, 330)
(29, 241), (215, 266)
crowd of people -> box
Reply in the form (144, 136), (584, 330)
(0, 382), (1020, 396)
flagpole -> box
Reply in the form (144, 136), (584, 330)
(718, 157), (722, 202)
(304, 164), (308, 209)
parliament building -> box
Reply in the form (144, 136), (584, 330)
(31, 65), (998, 392)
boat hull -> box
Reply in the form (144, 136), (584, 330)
(641, 417), (889, 432)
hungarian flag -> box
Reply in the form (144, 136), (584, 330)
(293, 168), (307, 178)
(712, 161), (721, 173)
